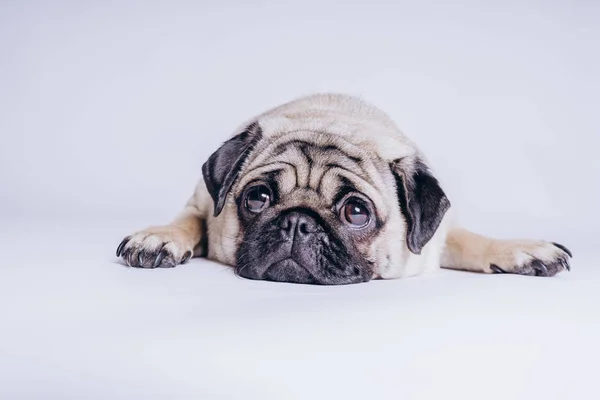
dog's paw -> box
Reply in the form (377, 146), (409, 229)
(116, 226), (194, 268)
(487, 240), (572, 277)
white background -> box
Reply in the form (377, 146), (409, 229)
(1, 1), (599, 399)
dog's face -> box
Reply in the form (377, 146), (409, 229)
(202, 123), (450, 285)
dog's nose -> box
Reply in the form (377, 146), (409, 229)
(279, 211), (320, 241)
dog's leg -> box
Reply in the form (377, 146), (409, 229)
(116, 184), (209, 268)
(441, 227), (572, 276)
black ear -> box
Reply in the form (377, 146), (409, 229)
(391, 158), (451, 254)
(202, 122), (262, 216)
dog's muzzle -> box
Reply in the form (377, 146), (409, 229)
(238, 211), (323, 284)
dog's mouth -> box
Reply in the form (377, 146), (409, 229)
(262, 258), (317, 284)
(237, 255), (372, 285)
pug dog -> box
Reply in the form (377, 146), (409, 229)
(116, 94), (572, 284)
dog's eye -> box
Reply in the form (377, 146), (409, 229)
(245, 185), (271, 213)
(341, 199), (370, 228)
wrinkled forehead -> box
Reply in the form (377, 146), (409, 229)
(234, 132), (391, 214)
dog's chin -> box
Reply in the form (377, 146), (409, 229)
(237, 257), (373, 285)
(263, 259), (317, 284)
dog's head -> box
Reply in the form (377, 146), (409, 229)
(202, 120), (450, 285)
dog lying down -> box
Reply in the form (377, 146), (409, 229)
(116, 93), (572, 285)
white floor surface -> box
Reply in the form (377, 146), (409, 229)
(1, 216), (598, 400)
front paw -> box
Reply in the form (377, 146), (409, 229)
(116, 227), (194, 268)
(488, 241), (572, 277)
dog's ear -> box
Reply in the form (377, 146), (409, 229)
(202, 122), (262, 216)
(391, 157), (451, 254)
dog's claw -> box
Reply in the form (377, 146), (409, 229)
(116, 237), (130, 257)
(531, 260), (549, 276)
(182, 251), (192, 264)
(154, 250), (167, 268)
(561, 258), (571, 272)
(128, 251), (137, 267)
(552, 242), (573, 258)
(490, 264), (505, 274)
(138, 252), (144, 266)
